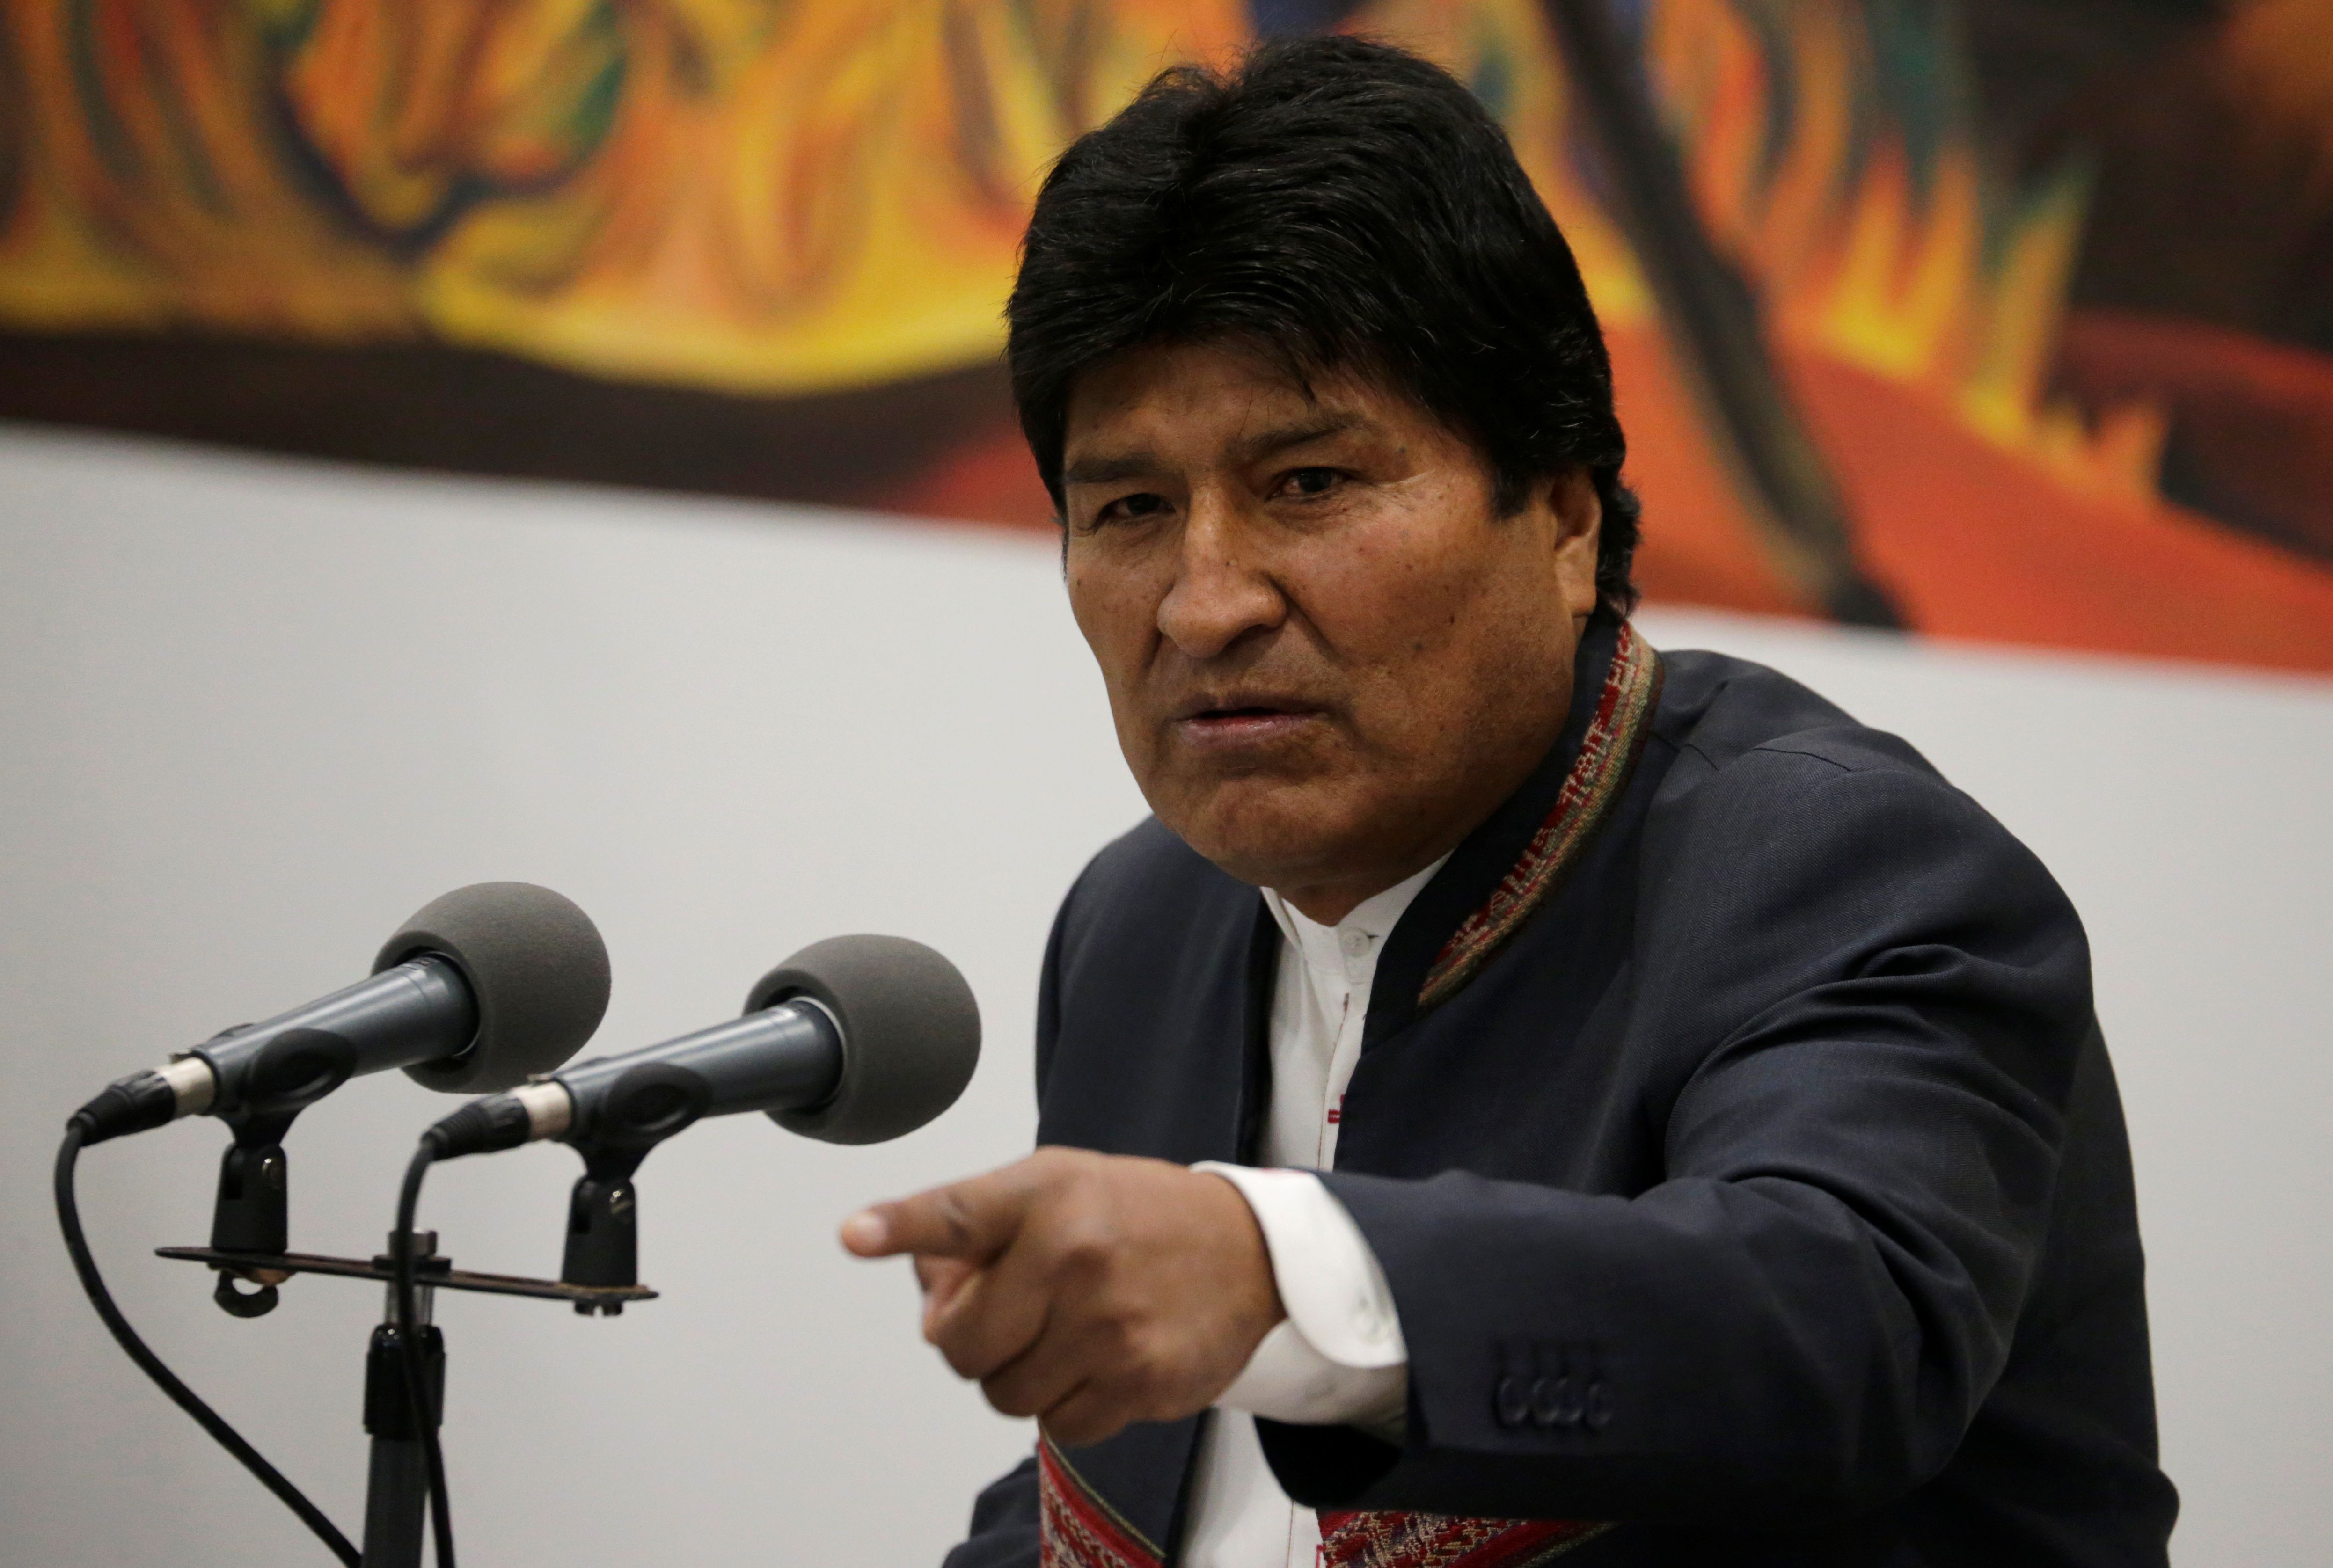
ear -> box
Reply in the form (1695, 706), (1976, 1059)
(1549, 468), (1603, 628)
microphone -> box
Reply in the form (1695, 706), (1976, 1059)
(425, 933), (980, 1160)
(70, 882), (613, 1146)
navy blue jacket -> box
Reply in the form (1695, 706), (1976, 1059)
(947, 624), (2176, 1567)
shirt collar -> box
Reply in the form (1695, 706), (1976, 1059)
(1262, 853), (1451, 986)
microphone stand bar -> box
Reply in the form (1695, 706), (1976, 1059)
(153, 1245), (658, 1307)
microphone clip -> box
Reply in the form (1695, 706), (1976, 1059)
(205, 1109), (302, 1316)
(560, 1142), (651, 1314)
(200, 1027), (366, 1315)
(555, 1061), (716, 1313)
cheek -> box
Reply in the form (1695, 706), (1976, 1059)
(1066, 557), (1150, 675)
(1067, 555), (1174, 778)
(1296, 511), (1489, 663)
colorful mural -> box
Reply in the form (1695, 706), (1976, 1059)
(1, 0), (2328, 671)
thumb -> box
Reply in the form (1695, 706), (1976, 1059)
(915, 1255), (979, 1334)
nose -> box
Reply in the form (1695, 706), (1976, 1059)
(1156, 495), (1284, 661)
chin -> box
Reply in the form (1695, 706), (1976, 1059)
(1156, 778), (1363, 890)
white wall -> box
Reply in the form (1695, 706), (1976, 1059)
(0, 424), (2324, 1565)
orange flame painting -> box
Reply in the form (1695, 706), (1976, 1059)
(2, 0), (2329, 671)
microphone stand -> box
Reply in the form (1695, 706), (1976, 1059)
(154, 1232), (657, 1564)
(361, 1229), (446, 1568)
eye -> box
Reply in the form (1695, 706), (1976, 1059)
(1091, 491), (1172, 528)
(1277, 467), (1343, 499)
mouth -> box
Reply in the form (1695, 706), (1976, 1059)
(1170, 696), (1328, 747)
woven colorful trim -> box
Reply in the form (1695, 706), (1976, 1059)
(1039, 1437), (1165, 1568)
(1317, 1510), (1613, 1568)
(1417, 622), (1664, 1011)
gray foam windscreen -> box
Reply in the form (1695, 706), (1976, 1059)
(374, 882), (613, 1093)
(746, 934), (980, 1145)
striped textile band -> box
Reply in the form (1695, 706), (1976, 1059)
(1418, 621), (1664, 1011)
(1316, 1510), (1614, 1568)
(1039, 1437), (1165, 1568)
(1036, 1440), (1610, 1568)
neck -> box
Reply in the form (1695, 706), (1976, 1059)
(1272, 846), (1447, 926)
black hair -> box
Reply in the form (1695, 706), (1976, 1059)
(1007, 33), (1640, 619)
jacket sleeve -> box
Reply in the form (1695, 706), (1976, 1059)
(1261, 752), (2093, 1526)
(942, 1456), (1040, 1568)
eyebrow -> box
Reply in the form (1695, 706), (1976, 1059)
(1060, 414), (1369, 488)
(1060, 452), (1160, 487)
(1234, 413), (1367, 464)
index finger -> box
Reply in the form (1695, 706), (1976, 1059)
(839, 1157), (1051, 1263)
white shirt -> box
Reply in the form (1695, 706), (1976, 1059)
(1179, 856), (1447, 1568)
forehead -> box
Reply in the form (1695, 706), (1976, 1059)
(1062, 338), (1435, 463)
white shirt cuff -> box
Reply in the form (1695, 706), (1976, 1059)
(1195, 1163), (1408, 1430)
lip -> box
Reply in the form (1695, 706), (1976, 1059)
(1167, 692), (1331, 749)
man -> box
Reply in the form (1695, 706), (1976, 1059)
(842, 36), (2177, 1568)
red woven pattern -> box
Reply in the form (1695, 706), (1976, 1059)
(1039, 1438), (1165, 1568)
(1418, 623), (1664, 1009)
(1316, 1510), (1611, 1568)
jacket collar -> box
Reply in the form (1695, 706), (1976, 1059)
(1363, 617), (1664, 1048)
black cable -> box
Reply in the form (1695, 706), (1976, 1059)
(54, 1120), (362, 1567)
(395, 1140), (457, 1568)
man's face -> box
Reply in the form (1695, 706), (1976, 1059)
(1061, 338), (1603, 919)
